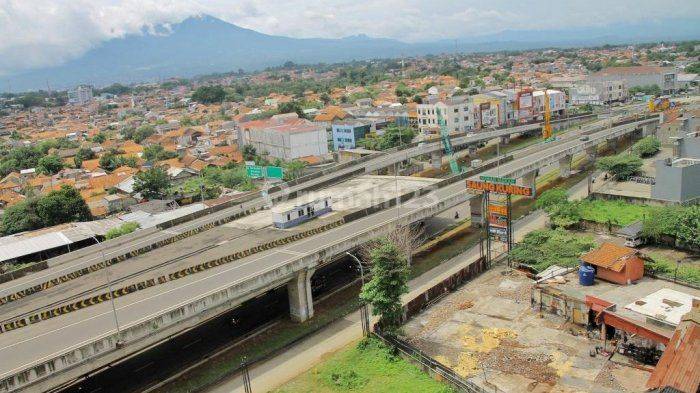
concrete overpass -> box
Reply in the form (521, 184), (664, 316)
(0, 114), (596, 307)
(0, 115), (659, 393)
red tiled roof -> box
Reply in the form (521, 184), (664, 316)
(240, 114), (320, 134)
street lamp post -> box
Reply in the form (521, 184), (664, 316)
(346, 252), (370, 336)
(90, 234), (123, 346)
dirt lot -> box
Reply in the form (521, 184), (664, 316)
(402, 265), (651, 393)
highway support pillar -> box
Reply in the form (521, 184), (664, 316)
(585, 146), (597, 164)
(642, 123), (656, 137)
(559, 155), (572, 178)
(607, 137), (619, 153)
(500, 135), (511, 145)
(288, 268), (315, 322)
(468, 145), (478, 157)
(469, 193), (484, 228)
(430, 150), (442, 169)
(521, 170), (537, 194)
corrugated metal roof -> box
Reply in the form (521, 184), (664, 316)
(646, 306), (700, 393)
(0, 219), (123, 263)
(118, 203), (205, 228)
(0, 232), (72, 263)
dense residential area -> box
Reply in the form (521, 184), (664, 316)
(0, 42), (697, 234)
(1, 12), (700, 392)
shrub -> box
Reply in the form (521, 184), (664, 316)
(596, 154), (643, 179)
(105, 222), (140, 240)
(632, 136), (661, 157)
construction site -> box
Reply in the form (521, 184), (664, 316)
(403, 262), (699, 392)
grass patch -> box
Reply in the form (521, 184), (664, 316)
(645, 253), (700, 286)
(578, 199), (651, 226)
(276, 338), (454, 393)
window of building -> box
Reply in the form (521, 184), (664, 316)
(286, 213), (290, 221)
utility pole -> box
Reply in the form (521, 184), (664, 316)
(346, 252), (370, 336)
(88, 234), (123, 347)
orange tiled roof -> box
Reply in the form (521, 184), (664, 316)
(314, 106), (349, 122)
(0, 190), (26, 206)
(121, 140), (144, 155)
(298, 155), (322, 165)
(82, 159), (101, 171)
(580, 242), (637, 272)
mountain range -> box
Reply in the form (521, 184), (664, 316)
(6, 15), (700, 91)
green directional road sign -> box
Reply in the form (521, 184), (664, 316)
(246, 165), (264, 179)
(479, 175), (515, 185)
(265, 166), (284, 179)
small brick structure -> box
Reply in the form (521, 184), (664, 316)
(580, 242), (645, 285)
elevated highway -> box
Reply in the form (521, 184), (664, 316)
(0, 115), (659, 393)
(0, 114), (596, 307)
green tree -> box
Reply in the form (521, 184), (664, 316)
(283, 160), (306, 181)
(143, 145), (177, 162)
(132, 124), (155, 143)
(360, 239), (409, 333)
(99, 151), (120, 171)
(629, 85), (661, 96)
(642, 205), (700, 249)
(242, 144), (257, 161)
(596, 154), (643, 179)
(134, 168), (171, 200)
(1, 199), (42, 235)
(37, 155), (64, 175)
(535, 188), (568, 210)
(686, 62), (700, 74)
(510, 228), (596, 272)
(548, 201), (582, 228)
(192, 86), (226, 104)
(74, 147), (96, 168)
(92, 133), (107, 143)
(632, 136), (661, 158)
(35, 185), (92, 227)
(277, 101), (305, 118)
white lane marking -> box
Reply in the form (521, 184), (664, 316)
(0, 116), (654, 375)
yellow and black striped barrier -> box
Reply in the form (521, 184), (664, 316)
(0, 209), (258, 307)
(0, 219), (343, 334)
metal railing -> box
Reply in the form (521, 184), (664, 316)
(373, 332), (492, 393)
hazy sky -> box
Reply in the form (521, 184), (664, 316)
(1, 0), (699, 75)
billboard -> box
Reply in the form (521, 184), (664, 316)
(466, 179), (534, 197)
(518, 92), (533, 109)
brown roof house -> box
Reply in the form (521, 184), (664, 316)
(580, 242), (645, 285)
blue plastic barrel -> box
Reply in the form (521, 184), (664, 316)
(579, 264), (595, 286)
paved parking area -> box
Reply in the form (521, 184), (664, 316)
(403, 265), (651, 393)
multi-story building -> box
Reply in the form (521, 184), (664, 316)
(588, 66), (677, 94)
(533, 89), (567, 118)
(331, 120), (372, 150)
(570, 80), (627, 105)
(68, 85), (93, 105)
(237, 113), (328, 160)
(417, 95), (477, 135)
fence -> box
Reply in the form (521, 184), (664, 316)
(373, 332), (490, 393)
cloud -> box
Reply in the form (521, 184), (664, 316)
(1, 0), (699, 75)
